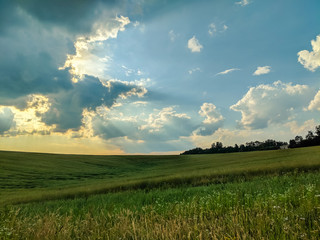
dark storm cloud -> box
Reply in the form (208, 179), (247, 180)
(0, 51), (72, 101)
(0, 0), (118, 35)
(0, 0), (76, 105)
(0, 0), (147, 133)
(0, 0), (124, 107)
(42, 76), (146, 132)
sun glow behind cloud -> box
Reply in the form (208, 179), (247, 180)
(61, 16), (130, 81)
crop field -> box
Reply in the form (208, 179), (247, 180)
(0, 146), (320, 239)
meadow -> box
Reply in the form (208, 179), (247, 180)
(0, 146), (320, 239)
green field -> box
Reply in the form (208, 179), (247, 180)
(1, 147), (320, 239)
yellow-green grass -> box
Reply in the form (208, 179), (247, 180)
(1, 146), (320, 205)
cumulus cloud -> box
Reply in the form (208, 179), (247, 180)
(253, 66), (271, 76)
(188, 67), (201, 75)
(208, 23), (217, 36)
(208, 23), (228, 36)
(216, 68), (240, 75)
(188, 36), (203, 53)
(308, 90), (320, 111)
(285, 119), (317, 136)
(91, 102), (223, 150)
(298, 35), (320, 71)
(169, 30), (178, 42)
(199, 103), (224, 124)
(189, 123), (300, 150)
(90, 106), (197, 152)
(0, 108), (15, 134)
(139, 107), (194, 140)
(194, 103), (224, 136)
(235, 0), (250, 6)
(230, 81), (312, 129)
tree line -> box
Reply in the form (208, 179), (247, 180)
(288, 125), (320, 148)
(181, 125), (320, 155)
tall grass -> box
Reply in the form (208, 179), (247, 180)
(1, 171), (319, 239)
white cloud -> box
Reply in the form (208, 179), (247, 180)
(133, 21), (146, 33)
(133, 21), (140, 27)
(230, 81), (311, 129)
(188, 36), (203, 53)
(189, 121), (309, 149)
(140, 107), (191, 133)
(216, 68), (240, 75)
(199, 103), (224, 124)
(188, 67), (201, 75)
(132, 101), (148, 106)
(194, 103), (224, 136)
(122, 65), (145, 77)
(208, 23), (217, 36)
(298, 35), (320, 72)
(285, 119), (317, 136)
(235, 0), (250, 6)
(91, 106), (197, 152)
(121, 65), (134, 76)
(190, 127), (265, 149)
(308, 90), (320, 111)
(253, 66), (271, 76)
(208, 23), (228, 36)
(169, 30), (178, 42)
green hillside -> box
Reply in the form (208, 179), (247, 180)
(1, 146), (320, 205)
(1, 147), (320, 239)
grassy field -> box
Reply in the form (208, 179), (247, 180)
(0, 146), (320, 239)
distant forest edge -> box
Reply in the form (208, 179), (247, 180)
(181, 125), (320, 155)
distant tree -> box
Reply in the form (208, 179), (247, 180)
(315, 125), (320, 137)
(234, 144), (239, 151)
(239, 144), (245, 152)
(306, 131), (315, 140)
(246, 141), (254, 147)
(216, 142), (223, 149)
(289, 139), (296, 148)
(182, 125), (319, 154)
(254, 141), (262, 147)
(295, 136), (303, 144)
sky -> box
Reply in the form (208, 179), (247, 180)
(0, 0), (319, 154)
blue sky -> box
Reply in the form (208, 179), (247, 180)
(0, 0), (319, 154)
